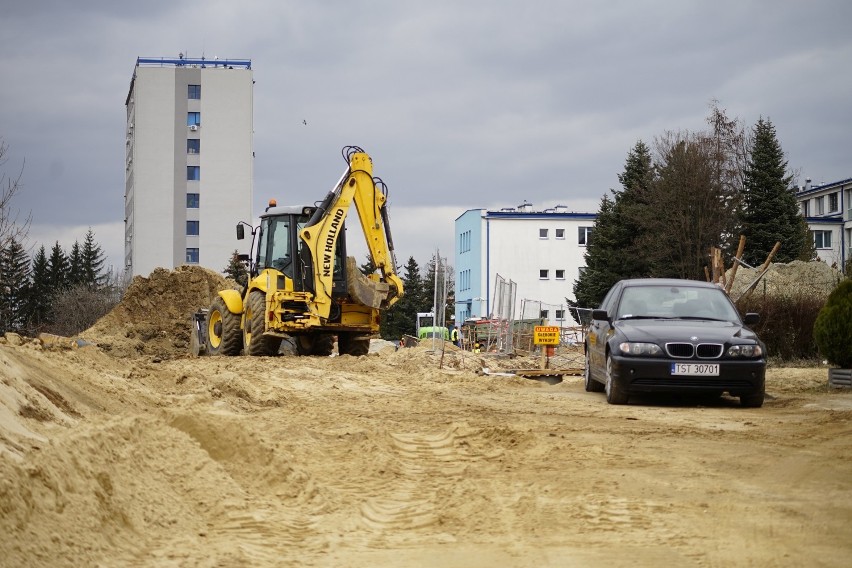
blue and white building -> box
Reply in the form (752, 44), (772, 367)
(796, 177), (852, 271)
(454, 203), (596, 324)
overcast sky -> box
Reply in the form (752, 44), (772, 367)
(2, 1), (851, 275)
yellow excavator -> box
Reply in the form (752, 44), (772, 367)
(192, 146), (403, 356)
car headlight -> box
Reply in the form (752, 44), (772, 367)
(618, 342), (662, 356)
(727, 344), (763, 357)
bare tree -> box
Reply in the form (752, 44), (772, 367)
(634, 130), (737, 280)
(0, 138), (31, 248)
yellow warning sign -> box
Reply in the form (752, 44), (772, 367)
(534, 326), (560, 345)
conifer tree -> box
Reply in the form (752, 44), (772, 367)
(47, 241), (69, 292)
(380, 256), (422, 340)
(740, 117), (811, 265)
(80, 228), (106, 289)
(68, 241), (83, 287)
(27, 245), (52, 330)
(573, 140), (654, 309)
(0, 237), (31, 332)
(223, 250), (248, 288)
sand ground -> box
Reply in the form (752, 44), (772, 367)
(2, 337), (851, 567)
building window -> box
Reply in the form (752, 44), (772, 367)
(555, 309), (565, 320)
(187, 139), (200, 154)
(578, 227), (593, 245)
(555, 269), (565, 280)
(187, 112), (201, 126)
(555, 228), (565, 239)
(801, 202), (809, 216)
(539, 228), (548, 239)
(187, 220), (200, 236)
(187, 193), (200, 208)
(459, 269), (471, 291)
(829, 192), (839, 213)
(812, 230), (832, 249)
(578, 267), (587, 278)
(540, 310), (549, 319)
(186, 248), (199, 263)
(539, 269), (549, 279)
(460, 230), (471, 253)
(188, 84), (201, 99)
(187, 166), (200, 181)
(815, 196), (824, 215)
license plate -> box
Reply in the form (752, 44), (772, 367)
(671, 363), (719, 376)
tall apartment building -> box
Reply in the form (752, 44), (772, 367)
(454, 203), (597, 324)
(124, 56), (253, 278)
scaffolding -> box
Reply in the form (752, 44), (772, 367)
(425, 249), (450, 351)
(459, 274), (517, 353)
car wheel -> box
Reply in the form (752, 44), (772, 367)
(739, 391), (765, 408)
(584, 349), (604, 392)
(604, 353), (629, 405)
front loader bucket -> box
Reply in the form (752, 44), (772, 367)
(346, 256), (390, 309)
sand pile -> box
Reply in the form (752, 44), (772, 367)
(84, 266), (239, 359)
(726, 260), (843, 300)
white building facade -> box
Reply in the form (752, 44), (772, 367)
(124, 56), (253, 278)
(454, 204), (596, 325)
(796, 177), (852, 272)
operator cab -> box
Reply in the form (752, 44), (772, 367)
(237, 204), (347, 297)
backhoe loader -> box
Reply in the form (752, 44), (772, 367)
(192, 146), (403, 356)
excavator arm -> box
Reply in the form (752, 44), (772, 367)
(299, 148), (404, 321)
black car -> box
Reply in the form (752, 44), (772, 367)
(584, 278), (766, 407)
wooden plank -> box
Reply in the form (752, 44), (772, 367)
(513, 369), (583, 378)
(726, 235), (747, 294)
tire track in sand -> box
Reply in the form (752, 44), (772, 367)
(358, 423), (504, 535)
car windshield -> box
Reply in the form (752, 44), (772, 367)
(616, 284), (741, 322)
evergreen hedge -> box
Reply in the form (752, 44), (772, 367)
(813, 279), (852, 368)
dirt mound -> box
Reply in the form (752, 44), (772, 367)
(83, 266), (239, 359)
(726, 260), (843, 300)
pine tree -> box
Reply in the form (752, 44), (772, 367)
(80, 228), (106, 289)
(740, 117), (811, 265)
(360, 255), (377, 275)
(0, 237), (32, 332)
(27, 245), (52, 330)
(223, 250), (248, 288)
(573, 195), (620, 309)
(47, 241), (69, 292)
(573, 140), (654, 309)
(380, 256), (422, 340)
(68, 241), (83, 287)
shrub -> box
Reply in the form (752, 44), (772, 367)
(813, 279), (852, 368)
(738, 294), (825, 361)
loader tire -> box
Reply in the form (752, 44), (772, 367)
(337, 332), (370, 356)
(206, 297), (242, 356)
(295, 333), (335, 356)
(244, 290), (281, 356)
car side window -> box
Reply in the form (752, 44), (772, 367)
(599, 283), (622, 314)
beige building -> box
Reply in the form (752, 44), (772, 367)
(124, 56), (253, 278)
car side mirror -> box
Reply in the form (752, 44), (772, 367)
(591, 309), (609, 321)
(236, 224), (245, 240)
(743, 312), (760, 326)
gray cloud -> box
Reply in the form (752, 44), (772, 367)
(2, 0), (851, 269)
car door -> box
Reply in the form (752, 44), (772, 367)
(588, 282), (621, 381)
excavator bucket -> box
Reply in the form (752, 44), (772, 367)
(346, 256), (390, 309)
